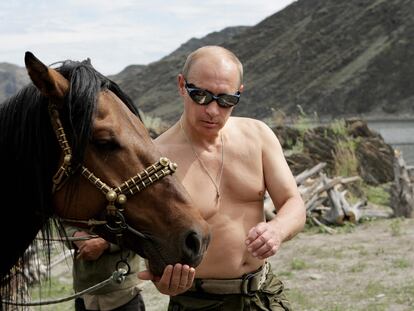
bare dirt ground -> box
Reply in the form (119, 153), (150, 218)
(140, 217), (414, 311)
(32, 217), (414, 311)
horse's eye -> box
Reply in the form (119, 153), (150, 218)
(91, 139), (120, 152)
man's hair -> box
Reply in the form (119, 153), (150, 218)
(182, 45), (243, 87)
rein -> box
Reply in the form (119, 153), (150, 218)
(2, 268), (128, 307)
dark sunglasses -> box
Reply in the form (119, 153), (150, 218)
(184, 80), (241, 108)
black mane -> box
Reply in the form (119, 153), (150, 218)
(0, 59), (139, 305)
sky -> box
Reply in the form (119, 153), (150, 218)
(0, 0), (296, 75)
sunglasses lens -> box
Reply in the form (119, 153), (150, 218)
(217, 94), (239, 107)
(189, 89), (212, 105)
(185, 81), (240, 108)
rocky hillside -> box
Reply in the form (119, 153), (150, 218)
(2, 0), (413, 125)
(0, 63), (29, 104)
(110, 26), (249, 122)
(113, 0), (414, 124)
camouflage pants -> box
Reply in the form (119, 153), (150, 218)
(168, 268), (291, 311)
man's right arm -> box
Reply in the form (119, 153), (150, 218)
(61, 225), (111, 260)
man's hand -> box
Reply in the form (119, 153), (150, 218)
(73, 231), (109, 261)
(245, 221), (282, 260)
(138, 264), (195, 296)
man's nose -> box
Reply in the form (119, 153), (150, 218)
(205, 100), (220, 117)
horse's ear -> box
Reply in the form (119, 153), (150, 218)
(24, 51), (69, 100)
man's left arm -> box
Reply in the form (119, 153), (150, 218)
(246, 121), (306, 260)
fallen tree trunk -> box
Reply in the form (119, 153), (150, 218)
(390, 151), (414, 218)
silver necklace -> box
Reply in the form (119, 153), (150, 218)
(179, 119), (224, 200)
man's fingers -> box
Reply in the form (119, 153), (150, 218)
(247, 233), (268, 253)
(246, 222), (267, 245)
(155, 265), (174, 293)
(177, 265), (190, 289)
(253, 240), (277, 258)
(169, 264), (183, 292)
(186, 267), (196, 287)
(142, 264), (196, 295)
(137, 270), (153, 281)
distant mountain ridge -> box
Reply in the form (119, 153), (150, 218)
(2, 0), (413, 125)
(0, 63), (29, 104)
(112, 0), (414, 124)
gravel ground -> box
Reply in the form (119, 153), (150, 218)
(29, 216), (414, 311)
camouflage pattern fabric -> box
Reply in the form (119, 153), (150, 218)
(168, 267), (291, 311)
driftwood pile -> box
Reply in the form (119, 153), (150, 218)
(267, 118), (414, 231)
(264, 161), (394, 233)
(266, 148), (414, 232)
(297, 163), (365, 226)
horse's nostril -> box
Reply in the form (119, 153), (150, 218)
(184, 231), (202, 256)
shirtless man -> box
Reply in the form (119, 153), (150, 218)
(151, 45), (305, 310)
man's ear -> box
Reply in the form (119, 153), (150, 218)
(239, 84), (244, 93)
(177, 74), (186, 96)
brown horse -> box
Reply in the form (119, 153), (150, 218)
(0, 52), (210, 307)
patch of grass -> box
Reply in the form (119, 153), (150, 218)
(364, 281), (386, 297)
(307, 247), (344, 260)
(392, 280), (414, 305)
(349, 262), (367, 273)
(337, 222), (356, 233)
(330, 119), (348, 137)
(389, 217), (405, 236)
(30, 276), (73, 311)
(332, 138), (359, 177)
(278, 270), (293, 277)
(326, 306), (348, 311)
(291, 106), (318, 137)
(291, 258), (307, 270)
(365, 303), (387, 311)
(316, 262), (340, 272)
(392, 258), (411, 269)
(362, 183), (391, 206)
(287, 288), (316, 310)
(289, 139), (304, 154)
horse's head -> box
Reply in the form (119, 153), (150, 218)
(24, 52), (210, 276)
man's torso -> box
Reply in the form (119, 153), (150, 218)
(155, 117), (268, 278)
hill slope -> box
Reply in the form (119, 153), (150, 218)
(0, 63), (30, 103)
(113, 0), (414, 124)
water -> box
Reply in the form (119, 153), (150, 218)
(367, 119), (414, 166)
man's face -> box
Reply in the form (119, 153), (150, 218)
(180, 56), (243, 136)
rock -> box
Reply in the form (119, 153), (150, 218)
(356, 138), (395, 185)
(272, 126), (301, 149)
(286, 153), (316, 176)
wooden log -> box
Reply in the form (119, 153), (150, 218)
(310, 216), (337, 234)
(306, 195), (326, 213)
(407, 166), (414, 183)
(322, 175), (345, 225)
(360, 207), (393, 219)
(390, 151), (414, 218)
(295, 162), (327, 185)
(338, 191), (362, 223)
(303, 175), (360, 201)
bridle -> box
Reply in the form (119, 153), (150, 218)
(48, 101), (176, 241)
